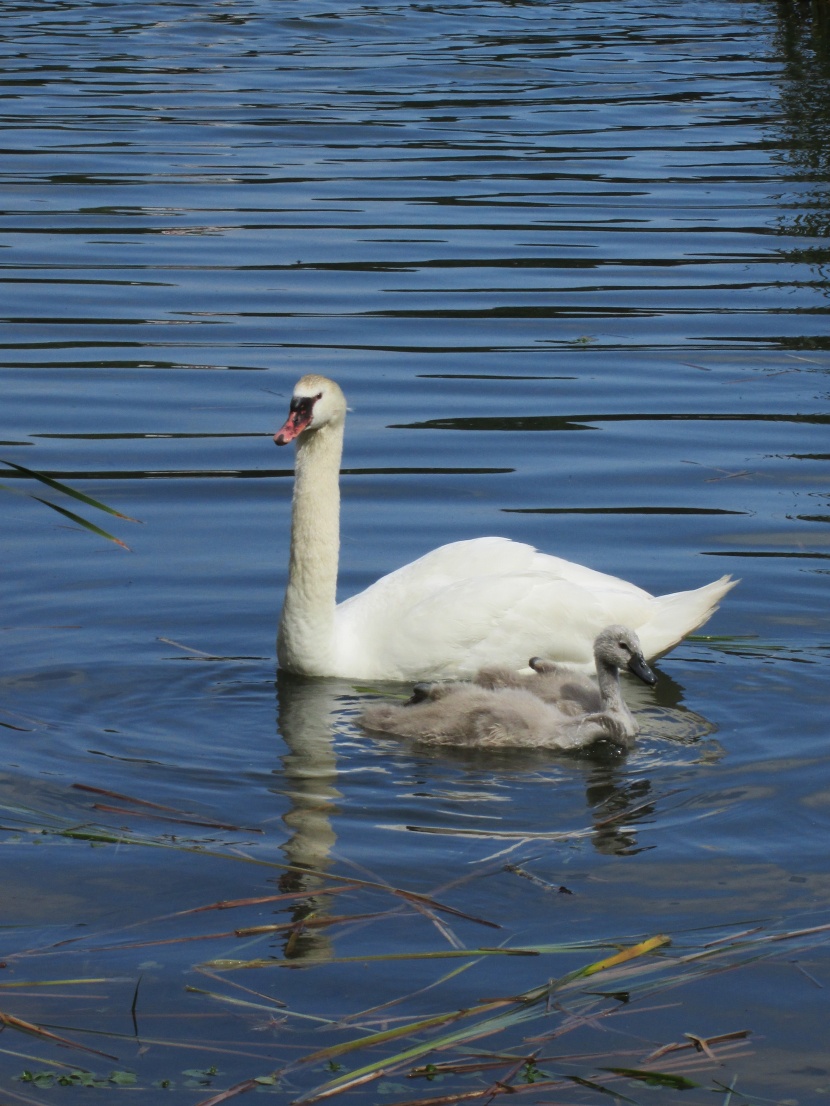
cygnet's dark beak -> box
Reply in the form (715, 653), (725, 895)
(407, 683), (433, 705)
(627, 652), (657, 686)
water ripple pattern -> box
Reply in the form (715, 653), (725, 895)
(2, 0), (826, 364)
(1, 4), (830, 1102)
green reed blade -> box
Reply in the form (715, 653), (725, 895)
(2, 459), (139, 521)
(204, 948), (539, 971)
(339, 958), (479, 1027)
(603, 1066), (700, 1089)
(30, 497), (131, 550)
(298, 933), (671, 1100)
(0, 1010), (118, 1060)
(564, 935), (671, 981)
(0, 978), (113, 989)
(565, 1073), (640, 1104)
(184, 987), (288, 1015)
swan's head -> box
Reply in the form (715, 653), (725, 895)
(274, 375), (347, 446)
(594, 625), (656, 686)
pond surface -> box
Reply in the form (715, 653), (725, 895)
(2, 1), (830, 1102)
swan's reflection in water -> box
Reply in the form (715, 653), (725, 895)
(274, 671), (350, 960)
(274, 664), (721, 957)
(276, 671), (344, 875)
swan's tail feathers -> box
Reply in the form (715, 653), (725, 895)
(640, 574), (739, 661)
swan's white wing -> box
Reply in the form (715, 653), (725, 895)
(389, 573), (640, 678)
(333, 537), (660, 680)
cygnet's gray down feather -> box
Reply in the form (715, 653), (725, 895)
(359, 625), (656, 751)
(471, 656), (603, 715)
(360, 684), (625, 750)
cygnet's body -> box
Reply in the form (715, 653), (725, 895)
(359, 626), (656, 751)
(361, 684), (624, 750)
(470, 657), (602, 712)
(465, 626), (653, 739)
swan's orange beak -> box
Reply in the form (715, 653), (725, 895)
(274, 408), (312, 445)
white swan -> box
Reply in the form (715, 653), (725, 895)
(274, 374), (737, 681)
(410, 625), (655, 743)
(359, 627), (655, 751)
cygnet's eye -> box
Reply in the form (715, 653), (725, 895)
(619, 640), (630, 651)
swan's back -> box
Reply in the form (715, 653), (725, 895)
(334, 537), (735, 680)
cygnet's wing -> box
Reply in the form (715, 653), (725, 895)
(359, 685), (498, 742)
(528, 667), (604, 711)
(555, 711), (629, 751)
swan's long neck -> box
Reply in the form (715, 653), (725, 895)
(278, 419), (344, 675)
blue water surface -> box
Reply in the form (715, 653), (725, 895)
(1, 1), (830, 1102)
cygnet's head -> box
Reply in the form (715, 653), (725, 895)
(595, 625), (656, 686)
(274, 375), (346, 445)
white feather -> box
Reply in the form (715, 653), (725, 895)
(274, 375), (737, 680)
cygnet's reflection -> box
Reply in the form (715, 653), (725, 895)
(274, 662), (719, 958)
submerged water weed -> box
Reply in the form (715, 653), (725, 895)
(183, 1066), (219, 1088)
(519, 1058), (546, 1084)
(19, 1069), (137, 1088)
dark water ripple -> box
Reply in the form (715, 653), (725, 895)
(1, 0), (828, 365)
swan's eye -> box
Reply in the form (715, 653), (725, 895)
(619, 640), (630, 651)
(290, 395), (316, 418)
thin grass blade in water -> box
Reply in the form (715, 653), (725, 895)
(30, 497), (131, 550)
(1, 460), (139, 521)
(294, 933), (671, 1102)
(603, 1066), (700, 1089)
(0, 1011), (119, 1061)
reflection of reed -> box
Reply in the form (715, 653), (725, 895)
(274, 671), (347, 960)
